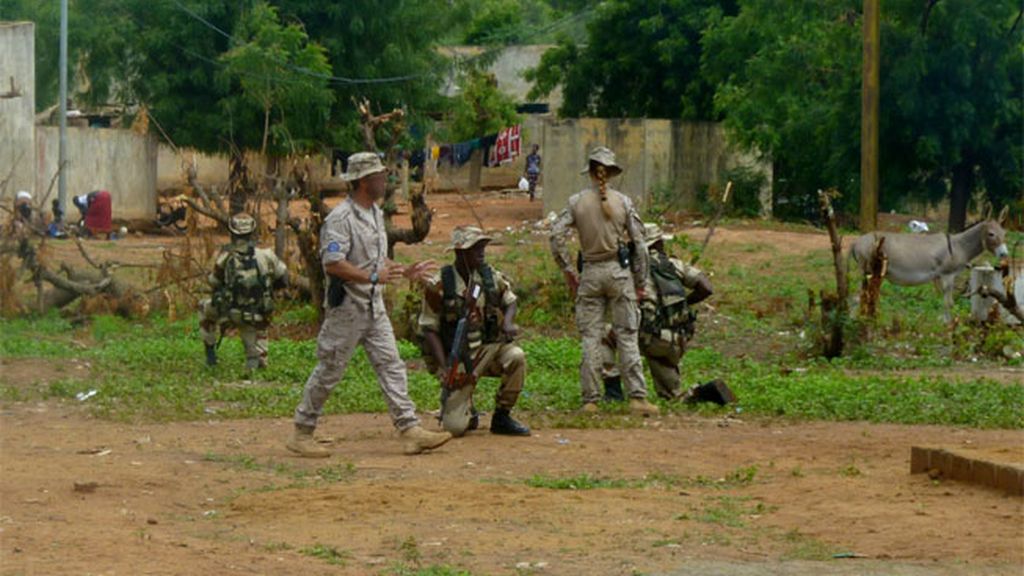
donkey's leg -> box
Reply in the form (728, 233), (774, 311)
(934, 275), (955, 323)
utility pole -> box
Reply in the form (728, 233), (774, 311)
(859, 0), (880, 232)
(58, 0), (69, 221)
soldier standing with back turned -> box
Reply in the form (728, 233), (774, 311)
(549, 146), (660, 416)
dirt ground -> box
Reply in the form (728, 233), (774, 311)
(1, 374), (1021, 576)
(3, 193), (1023, 575)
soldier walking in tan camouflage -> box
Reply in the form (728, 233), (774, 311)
(549, 146), (660, 416)
(287, 152), (452, 458)
(419, 226), (531, 437)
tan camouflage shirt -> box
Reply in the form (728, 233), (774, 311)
(549, 187), (648, 285)
(418, 266), (517, 335)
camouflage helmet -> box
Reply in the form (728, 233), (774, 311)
(643, 222), (673, 248)
(580, 146), (623, 177)
(229, 212), (256, 236)
(450, 225), (492, 251)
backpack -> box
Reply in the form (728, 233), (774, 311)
(643, 252), (693, 336)
(214, 243), (274, 320)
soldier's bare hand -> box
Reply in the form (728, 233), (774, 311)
(379, 263), (406, 284)
(405, 260), (439, 282)
(502, 322), (519, 341)
(563, 269), (580, 295)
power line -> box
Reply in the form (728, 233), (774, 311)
(168, 0), (430, 86)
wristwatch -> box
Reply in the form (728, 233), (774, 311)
(369, 271), (379, 285)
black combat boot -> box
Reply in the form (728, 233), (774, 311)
(205, 344), (217, 367)
(489, 408), (530, 436)
(603, 376), (624, 402)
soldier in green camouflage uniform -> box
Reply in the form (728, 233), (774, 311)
(602, 222), (713, 400)
(549, 146), (660, 417)
(199, 213), (288, 370)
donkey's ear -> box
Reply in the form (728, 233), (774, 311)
(983, 203), (993, 221)
(997, 205), (1009, 224)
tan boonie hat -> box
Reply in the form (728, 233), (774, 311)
(342, 152), (386, 182)
(229, 212), (256, 235)
(643, 222), (673, 247)
(450, 225), (492, 251)
(580, 146), (623, 176)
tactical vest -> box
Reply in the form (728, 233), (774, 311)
(642, 251), (693, 336)
(438, 264), (502, 354)
(213, 243), (274, 322)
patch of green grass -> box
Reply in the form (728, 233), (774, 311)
(385, 565), (474, 576)
(202, 452), (356, 484)
(694, 496), (775, 528)
(524, 473), (632, 490)
(299, 543), (350, 566)
(779, 529), (835, 560)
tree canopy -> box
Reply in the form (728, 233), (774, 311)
(703, 0), (1022, 227)
(526, 0), (737, 119)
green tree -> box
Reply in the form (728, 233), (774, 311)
(447, 67), (520, 191)
(702, 0), (862, 220)
(271, 0), (461, 150)
(218, 1), (334, 157)
(704, 0), (1022, 229)
(0, 0), (132, 112)
(526, 0), (738, 119)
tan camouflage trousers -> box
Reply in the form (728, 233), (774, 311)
(469, 342), (526, 409)
(640, 335), (685, 401)
(199, 299), (268, 369)
(576, 260), (647, 403)
(601, 332), (686, 401)
(294, 299), (419, 432)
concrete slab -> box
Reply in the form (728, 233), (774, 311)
(910, 445), (1024, 496)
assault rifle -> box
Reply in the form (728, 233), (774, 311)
(444, 283), (481, 390)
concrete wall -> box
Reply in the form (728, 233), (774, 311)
(157, 145), (334, 192)
(36, 126), (158, 220)
(0, 22), (36, 198)
(540, 118), (772, 216)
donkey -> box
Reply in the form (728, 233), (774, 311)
(849, 208), (1009, 321)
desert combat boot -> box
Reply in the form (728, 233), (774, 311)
(401, 426), (453, 455)
(286, 424), (330, 458)
(629, 398), (661, 417)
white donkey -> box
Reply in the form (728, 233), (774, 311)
(849, 209), (1009, 320)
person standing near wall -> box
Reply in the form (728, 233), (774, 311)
(287, 152), (452, 458)
(549, 146), (660, 417)
(524, 144), (542, 202)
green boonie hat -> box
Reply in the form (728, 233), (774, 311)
(643, 222), (673, 247)
(450, 225), (492, 251)
(342, 152), (386, 182)
(229, 212), (256, 235)
(580, 146), (623, 176)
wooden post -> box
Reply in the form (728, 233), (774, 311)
(860, 0), (880, 232)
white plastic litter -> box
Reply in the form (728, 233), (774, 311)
(76, 390), (98, 401)
(908, 220), (930, 233)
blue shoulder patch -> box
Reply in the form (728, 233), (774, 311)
(326, 241), (341, 253)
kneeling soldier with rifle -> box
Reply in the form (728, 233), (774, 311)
(420, 226), (530, 437)
(603, 222), (713, 401)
